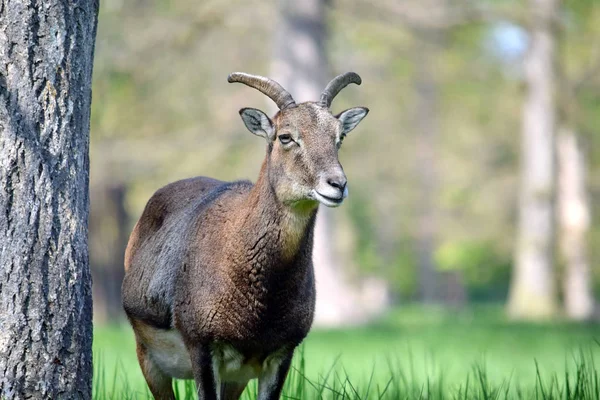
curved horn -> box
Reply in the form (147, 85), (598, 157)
(228, 72), (296, 110)
(319, 72), (362, 108)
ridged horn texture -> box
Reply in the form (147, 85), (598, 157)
(319, 72), (362, 108)
(228, 72), (297, 110)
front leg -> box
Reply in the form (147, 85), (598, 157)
(258, 349), (294, 400)
(189, 344), (219, 400)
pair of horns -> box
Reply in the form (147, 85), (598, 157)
(227, 72), (362, 110)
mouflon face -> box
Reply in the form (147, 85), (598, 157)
(230, 72), (368, 209)
(239, 103), (368, 208)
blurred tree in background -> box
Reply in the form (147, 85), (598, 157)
(89, 0), (600, 324)
(271, 0), (388, 326)
(508, 0), (559, 319)
(556, 0), (600, 320)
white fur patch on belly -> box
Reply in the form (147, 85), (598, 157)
(145, 328), (194, 379)
(143, 327), (284, 384)
(213, 343), (264, 383)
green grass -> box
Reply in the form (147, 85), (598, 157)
(93, 305), (600, 399)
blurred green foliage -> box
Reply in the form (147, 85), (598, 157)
(90, 0), (600, 302)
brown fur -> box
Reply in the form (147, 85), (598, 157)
(135, 341), (176, 400)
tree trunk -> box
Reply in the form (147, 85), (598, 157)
(413, 31), (441, 303)
(0, 0), (98, 397)
(271, 0), (328, 106)
(557, 128), (595, 320)
(90, 182), (129, 323)
(272, 0), (387, 326)
(508, 0), (558, 319)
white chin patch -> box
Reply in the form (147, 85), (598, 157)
(313, 190), (345, 208)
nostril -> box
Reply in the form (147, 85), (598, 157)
(327, 178), (347, 190)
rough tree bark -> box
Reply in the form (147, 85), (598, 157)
(557, 128), (594, 320)
(0, 0), (99, 398)
(272, 0), (387, 326)
(508, 0), (559, 319)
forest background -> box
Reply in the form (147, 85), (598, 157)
(90, 0), (600, 324)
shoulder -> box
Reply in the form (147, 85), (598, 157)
(140, 177), (254, 231)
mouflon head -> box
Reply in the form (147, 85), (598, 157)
(229, 72), (368, 209)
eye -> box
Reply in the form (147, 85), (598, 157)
(278, 134), (293, 145)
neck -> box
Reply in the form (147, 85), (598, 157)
(243, 159), (318, 262)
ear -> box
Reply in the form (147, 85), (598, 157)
(239, 108), (275, 141)
(335, 107), (369, 137)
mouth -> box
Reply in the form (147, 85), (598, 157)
(313, 191), (345, 208)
